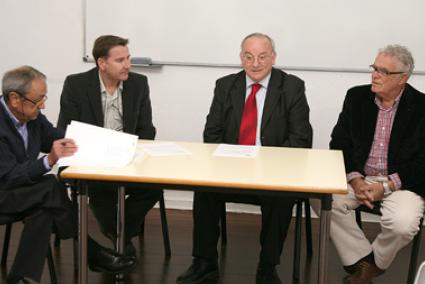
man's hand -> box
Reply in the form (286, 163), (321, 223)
(47, 138), (78, 166)
(349, 178), (384, 209)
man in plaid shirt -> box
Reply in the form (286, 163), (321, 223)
(329, 45), (425, 284)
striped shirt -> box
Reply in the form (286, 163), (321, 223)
(347, 93), (403, 190)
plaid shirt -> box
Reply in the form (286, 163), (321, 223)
(347, 94), (403, 190)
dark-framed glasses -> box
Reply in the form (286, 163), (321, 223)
(19, 93), (48, 106)
(369, 64), (405, 76)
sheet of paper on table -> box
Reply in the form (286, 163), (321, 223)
(213, 144), (259, 158)
(138, 142), (191, 156)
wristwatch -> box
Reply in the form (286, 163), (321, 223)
(382, 181), (392, 196)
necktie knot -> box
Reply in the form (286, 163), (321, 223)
(250, 83), (261, 97)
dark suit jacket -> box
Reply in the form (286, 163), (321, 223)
(57, 67), (156, 139)
(330, 84), (425, 198)
(0, 97), (63, 190)
(204, 68), (312, 148)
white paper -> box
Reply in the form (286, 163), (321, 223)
(138, 142), (191, 156)
(58, 121), (138, 167)
(213, 144), (259, 158)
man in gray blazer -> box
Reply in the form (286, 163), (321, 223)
(57, 35), (162, 258)
(177, 33), (312, 284)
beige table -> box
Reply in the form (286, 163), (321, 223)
(61, 141), (347, 284)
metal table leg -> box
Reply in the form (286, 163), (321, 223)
(318, 194), (332, 284)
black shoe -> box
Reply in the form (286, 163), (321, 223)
(176, 258), (219, 284)
(6, 274), (32, 284)
(88, 246), (136, 274)
(256, 265), (281, 284)
(124, 242), (137, 259)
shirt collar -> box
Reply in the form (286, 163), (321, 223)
(0, 96), (25, 127)
(98, 72), (124, 94)
(374, 88), (403, 111)
(245, 73), (271, 90)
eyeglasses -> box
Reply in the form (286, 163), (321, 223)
(21, 95), (48, 106)
(369, 64), (405, 76)
(14, 91), (48, 106)
(242, 53), (273, 65)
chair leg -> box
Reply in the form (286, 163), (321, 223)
(292, 200), (303, 280)
(304, 199), (313, 256)
(159, 194), (171, 256)
(355, 209), (363, 229)
(54, 234), (60, 248)
(407, 218), (423, 284)
(220, 202), (227, 245)
(1, 223), (12, 266)
(47, 245), (57, 284)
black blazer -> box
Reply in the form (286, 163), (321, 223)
(0, 98), (63, 190)
(330, 84), (425, 197)
(204, 68), (312, 148)
(57, 67), (156, 139)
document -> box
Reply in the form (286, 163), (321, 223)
(138, 142), (191, 156)
(213, 144), (259, 158)
(58, 121), (138, 167)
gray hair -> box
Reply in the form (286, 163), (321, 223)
(2, 66), (46, 102)
(379, 44), (415, 77)
(241, 33), (276, 53)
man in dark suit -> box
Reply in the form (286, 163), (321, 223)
(177, 33), (312, 284)
(57, 35), (162, 258)
(329, 45), (425, 284)
(0, 66), (136, 284)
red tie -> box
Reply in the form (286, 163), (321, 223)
(239, 83), (261, 145)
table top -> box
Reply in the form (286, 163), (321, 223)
(61, 141), (348, 195)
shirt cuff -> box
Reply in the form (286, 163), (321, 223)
(43, 155), (52, 171)
(346, 171), (364, 183)
(388, 173), (402, 191)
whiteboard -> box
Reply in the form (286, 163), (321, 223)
(85, 0), (425, 71)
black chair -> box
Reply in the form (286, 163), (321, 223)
(1, 217), (57, 284)
(66, 182), (172, 258)
(140, 194), (171, 256)
(355, 203), (424, 284)
(220, 198), (313, 280)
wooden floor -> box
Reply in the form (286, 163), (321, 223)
(1, 208), (424, 284)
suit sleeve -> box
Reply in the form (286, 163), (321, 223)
(135, 78), (156, 139)
(203, 80), (226, 143)
(282, 80), (313, 148)
(57, 76), (79, 130)
(0, 116), (60, 189)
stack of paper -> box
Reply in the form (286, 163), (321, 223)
(58, 121), (138, 168)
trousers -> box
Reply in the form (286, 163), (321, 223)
(192, 191), (295, 266)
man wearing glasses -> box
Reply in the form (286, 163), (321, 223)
(177, 33), (312, 284)
(57, 35), (161, 260)
(328, 45), (425, 284)
(0, 66), (136, 284)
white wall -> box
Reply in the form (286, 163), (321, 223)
(1, 0), (425, 214)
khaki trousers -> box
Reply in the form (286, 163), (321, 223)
(312, 176), (424, 270)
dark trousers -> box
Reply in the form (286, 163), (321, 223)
(88, 182), (162, 244)
(0, 175), (77, 282)
(192, 192), (295, 266)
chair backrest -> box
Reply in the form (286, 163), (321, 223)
(414, 261), (425, 284)
(0, 214), (23, 225)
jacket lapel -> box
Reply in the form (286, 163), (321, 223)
(230, 74), (246, 130)
(121, 79), (134, 132)
(87, 69), (104, 127)
(388, 85), (414, 158)
(361, 92), (378, 152)
(261, 69), (280, 130)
